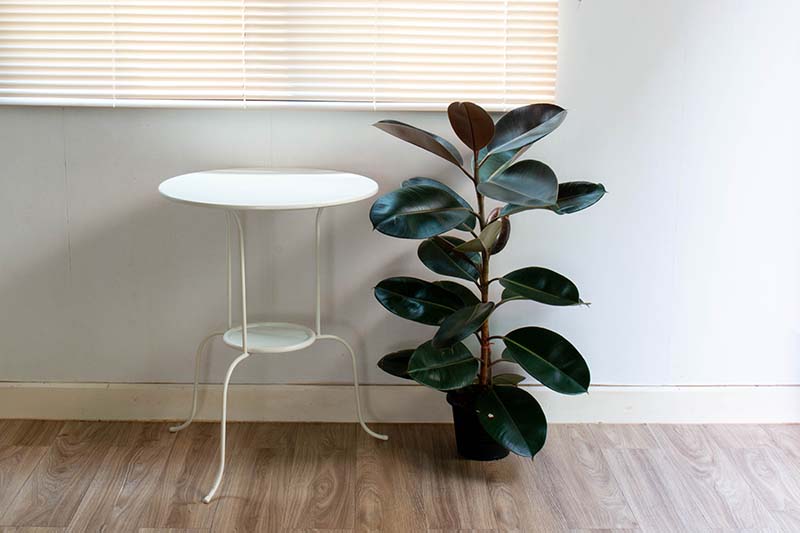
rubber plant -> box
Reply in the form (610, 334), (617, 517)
(371, 101), (605, 460)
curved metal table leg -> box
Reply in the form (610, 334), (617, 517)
(170, 331), (224, 433)
(318, 334), (388, 441)
(202, 351), (250, 504)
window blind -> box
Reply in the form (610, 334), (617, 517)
(0, 1), (558, 111)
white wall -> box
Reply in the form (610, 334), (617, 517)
(1, 0), (799, 388)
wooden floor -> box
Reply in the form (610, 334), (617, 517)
(0, 421), (798, 532)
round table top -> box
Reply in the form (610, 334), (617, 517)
(159, 168), (379, 210)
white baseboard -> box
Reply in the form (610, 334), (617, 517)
(0, 382), (798, 423)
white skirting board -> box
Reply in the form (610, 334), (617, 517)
(0, 382), (799, 423)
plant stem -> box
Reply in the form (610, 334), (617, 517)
(474, 149), (492, 386)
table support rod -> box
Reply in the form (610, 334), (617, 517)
(225, 211), (232, 329)
(314, 207), (323, 335)
(317, 334), (388, 441)
(231, 210), (248, 353)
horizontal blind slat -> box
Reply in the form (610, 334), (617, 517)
(0, 0), (557, 109)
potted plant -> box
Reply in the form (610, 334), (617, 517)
(371, 101), (605, 460)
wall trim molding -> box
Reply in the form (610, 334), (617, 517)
(0, 382), (798, 423)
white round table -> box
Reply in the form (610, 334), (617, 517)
(159, 168), (386, 504)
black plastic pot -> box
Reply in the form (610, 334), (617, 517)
(446, 386), (510, 461)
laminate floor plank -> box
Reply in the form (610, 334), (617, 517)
(0, 446), (48, 514)
(651, 424), (775, 530)
(281, 424), (357, 531)
(602, 447), (703, 531)
(484, 453), (568, 533)
(419, 425), (496, 531)
(65, 444), (173, 532)
(0, 422), (125, 528)
(729, 447), (800, 531)
(0, 420), (797, 532)
(704, 424), (775, 449)
(588, 424), (659, 450)
(536, 425), (638, 530)
(210, 446), (294, 532)
(762, 424), (800, 461)
(355, 424), (426, 532)
(0, 526), (66, 533)
(0, 421), (64, 447)
(138, 529), (209, 533)
(138, 423), (221, 530)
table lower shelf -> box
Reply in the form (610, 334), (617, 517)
(222, 322), (317, 353)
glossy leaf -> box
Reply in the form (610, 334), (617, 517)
(502, 327), (590, 395)
(377, 349), (414, 380)
(434, 281), (480, 306)
(476, 385), (547, 457)
(486, 103), (566, 156)
(490, 217), (511, 255)
(499, 267), (581, 306)
(418, 236), (480, 281)
(550, 181), (607, 215)
(500, 288), (525, 303)
(408, 340), (479, 391)
(500, 181), (607, 217)
(478, 147), (525, 182)
(433, 302), (495, 348)
(374, 120), (463, 167)
(374, 277), (463, 325)
(447, 101), (495, 150)
(403, 177), (476, 231)
(498, 203), (530, 217)
(493, 373), (526, 386)
(477, 160), (558, 207)
(370, 185), (473, 239)
(455, 219), (504, 254)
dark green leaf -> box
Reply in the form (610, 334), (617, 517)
(500, 288), (525, 303)
(403, 177), (476, 231)
(370, 185), (473, 239)
(477, 160), (558, 207)
(499, 203), (530, 217)
(408, 340), (478, 391)
(478, 147), (525, 182)
(486, 103), (566, 156)
(493, 373), (526, 386)
(447, 101), (495, 151)
(377, 350), (414, 380)
(453, 237), (482, 253)
(550, 181), (606, 214)
(502, 327), (590, 395)
(499, 266), (581, 306)
(490, 217), (511, 255)
(454, 219), (504, 254)
(374, 277), (463, 325)
(500, 181), (607, 217)
(418, 236), (480, 281)
(374, 119), (463, 167)
(433, 302), (495, 348)
(434, 281), (480, 306)
(476, 385), (547, 457)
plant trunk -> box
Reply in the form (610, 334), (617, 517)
(474, 151), (492, 386)
(478, 255), (491, 385)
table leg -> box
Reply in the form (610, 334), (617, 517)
(169, 331), (224, 433)
(202, 350), (249, 503)
(317, 334), (389, 441)
(203, 210), (251, 504)
(172, 212), (234, 434)
(313, 209), (388, 442)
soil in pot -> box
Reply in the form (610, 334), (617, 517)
(446, 386), (510, 461)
